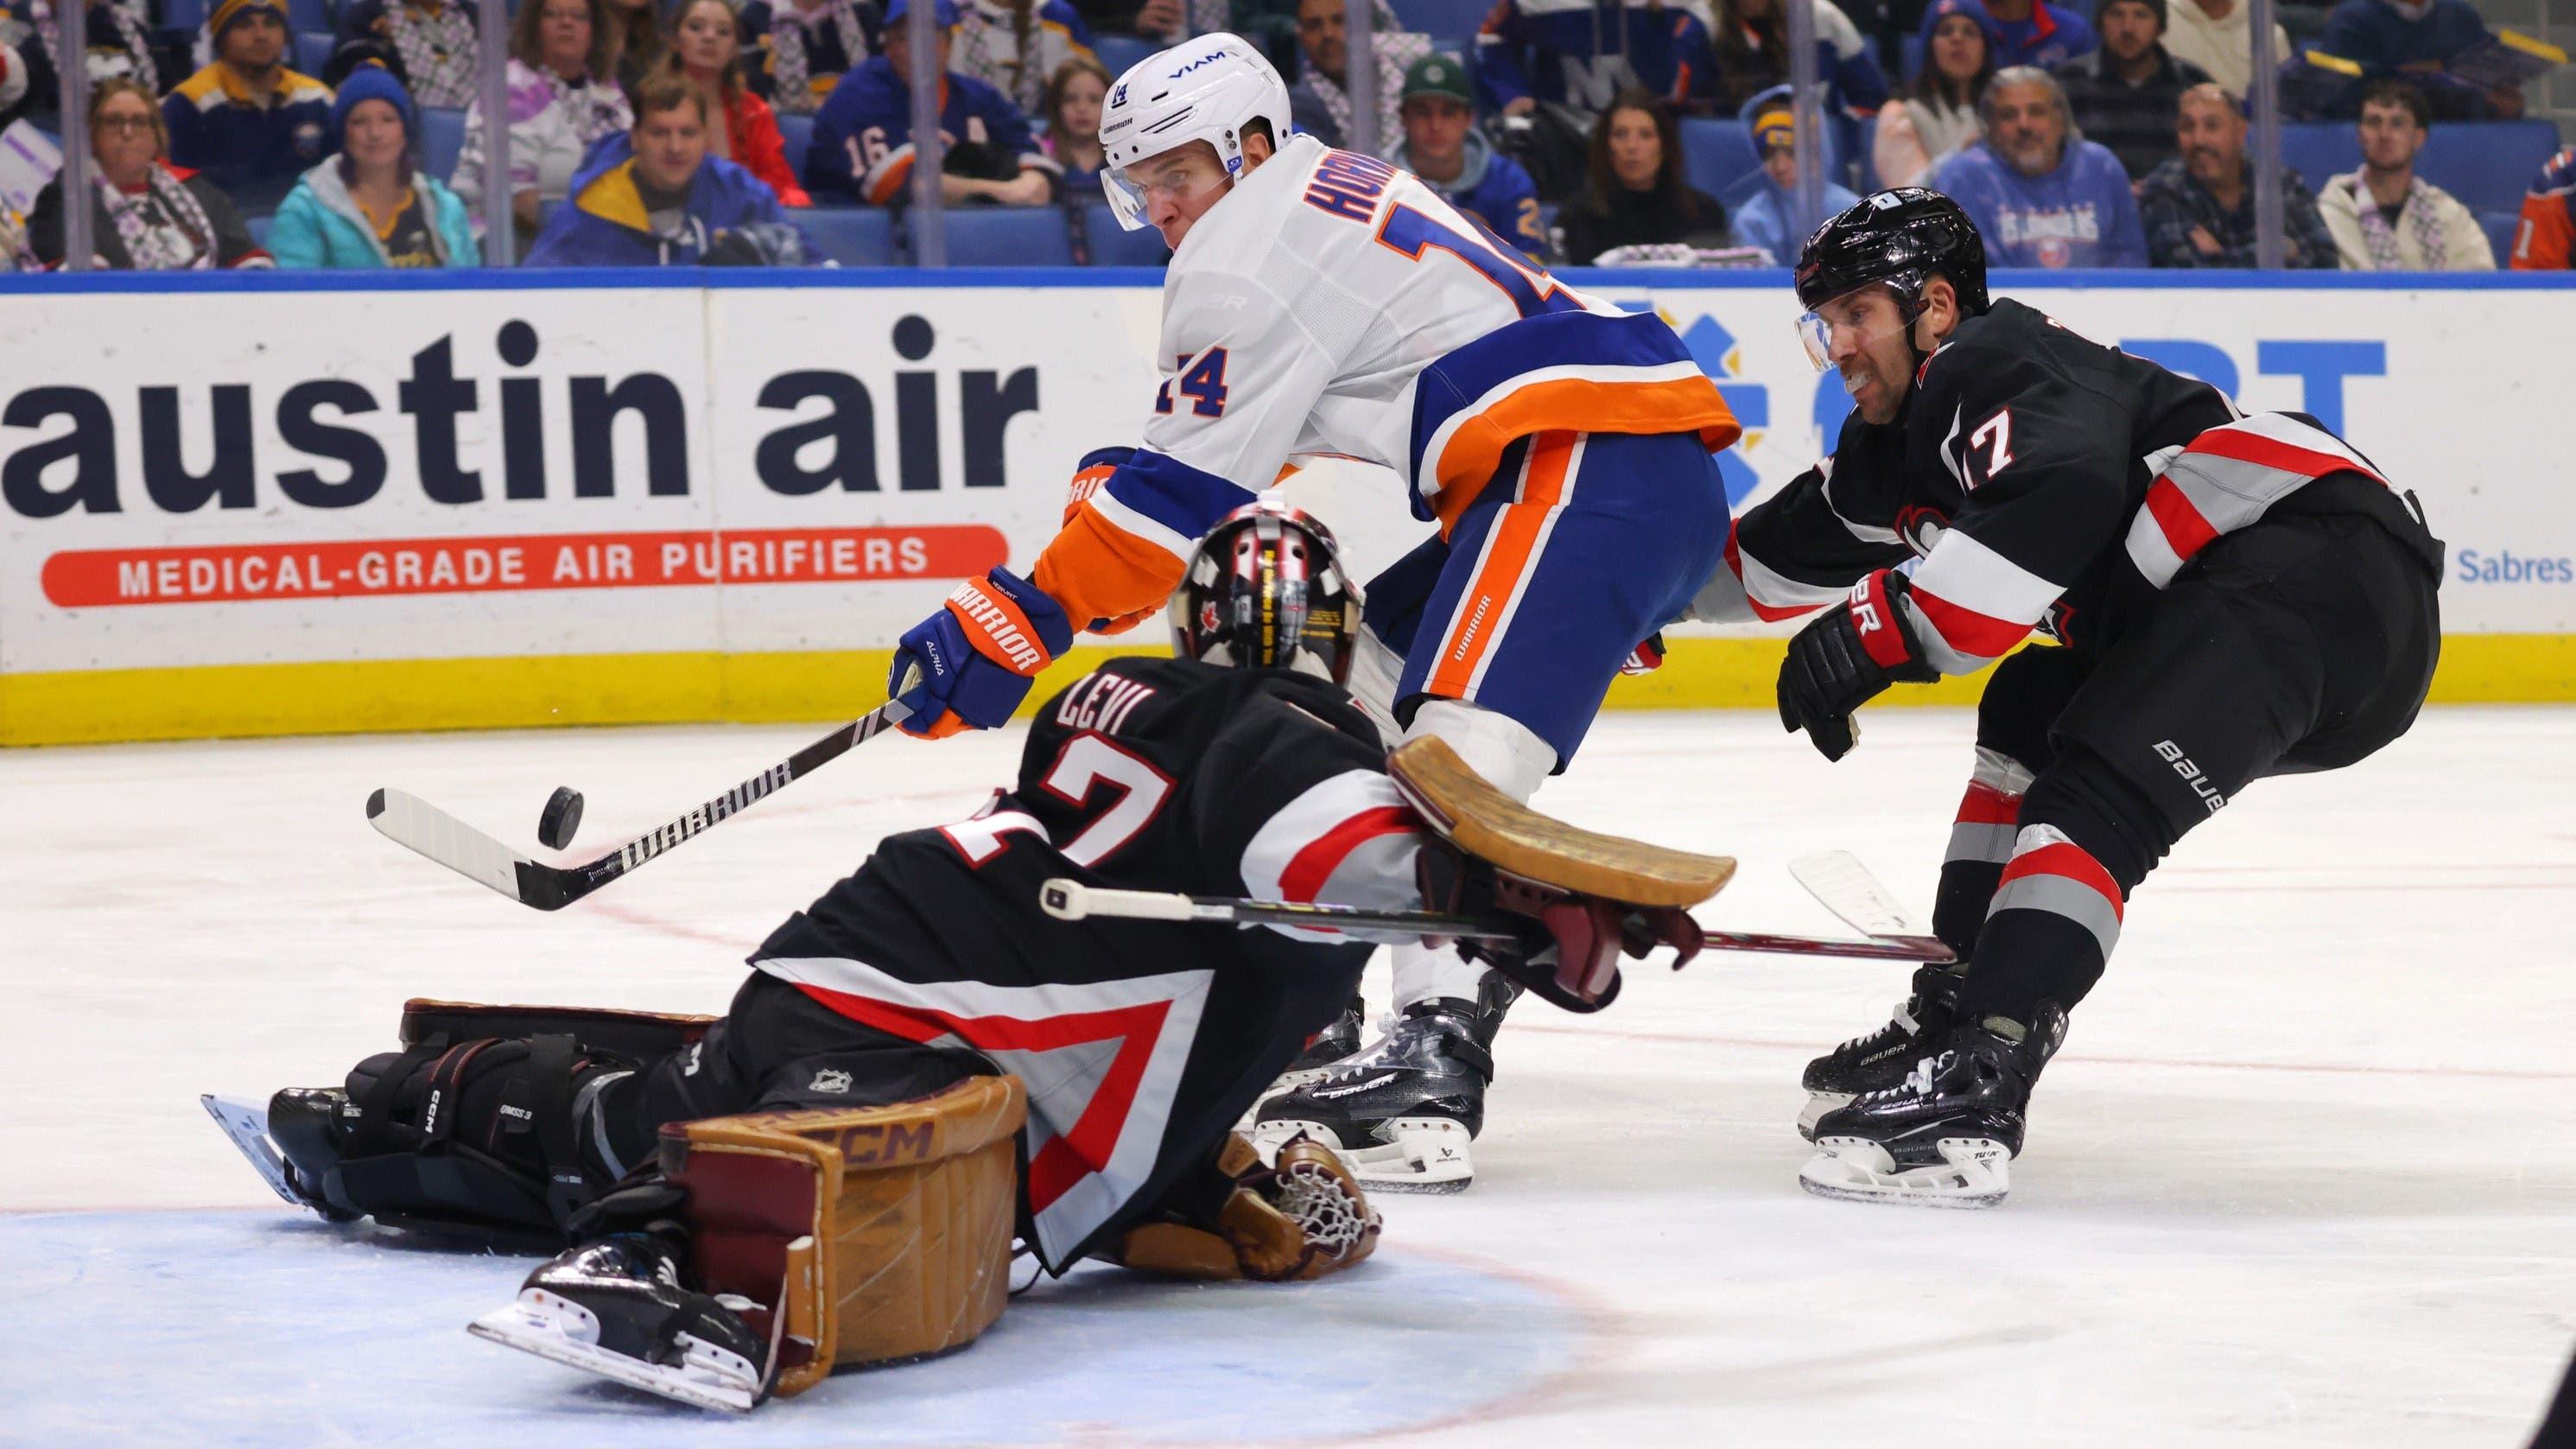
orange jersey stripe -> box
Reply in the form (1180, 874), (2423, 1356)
(1031, 501), (1189, 632)
(1427, 430), (1577, 700)
(1428, 374), (1740, 524)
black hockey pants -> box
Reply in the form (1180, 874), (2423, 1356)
(1928, 507), (2441, 1026)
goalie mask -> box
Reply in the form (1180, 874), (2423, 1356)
(1170, 499), (1358, 684)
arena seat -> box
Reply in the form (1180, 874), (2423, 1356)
(2480, 209), (2525, 267)
(1082, 203), (1170, 266)
(1678, 118), (1761, 201)
(246, 213), (272, 249)
(418, 107), (466, 183)
(800, 207), (898, 265)
(293, 29), (333, 78)
(1388, 0), (1489, 52)
(1094, 35), (1157, 79)
(777, 112), (815, 186)
(921, 207), (1075, 266)
(287, 0), (330, 35)
(161, 0), (207, 31)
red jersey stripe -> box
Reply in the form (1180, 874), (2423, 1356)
(1278, 805), (1420, 904)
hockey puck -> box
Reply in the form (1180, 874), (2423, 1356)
(537, 786), (585, 850)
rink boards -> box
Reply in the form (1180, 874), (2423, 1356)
(2, 268), (2570, 745)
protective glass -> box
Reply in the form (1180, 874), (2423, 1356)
(1101, 150), (1232, 233)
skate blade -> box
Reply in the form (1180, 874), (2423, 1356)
(1795, 1091), (1853, 1142)
(1253, 1118), (1473, 1195)
(200, 1094), (306, 1209)
(468, 1291), (761, 1414)
(1798, 1135), (2011, 1209)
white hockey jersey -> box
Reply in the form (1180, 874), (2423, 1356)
(1031, 134), (1738, 632)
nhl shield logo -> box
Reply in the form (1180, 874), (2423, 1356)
(809, 1068), (853, 1094)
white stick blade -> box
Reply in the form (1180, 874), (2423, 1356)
(369, 788), (534, 901)
(1788, 850), (1933, 940)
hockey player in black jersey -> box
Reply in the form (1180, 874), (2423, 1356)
(232, 499), (1692, 1410)
(1693, 189), (2443, 1207)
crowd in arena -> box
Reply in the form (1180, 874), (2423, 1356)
(0, 0), (2566, 270)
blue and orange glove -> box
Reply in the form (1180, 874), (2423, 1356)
(891, 567), (1073, 740)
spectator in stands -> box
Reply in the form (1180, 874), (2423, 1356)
(1072, 0), (1179, 43)
(336, 0), (481, 110)
(745, 0), (876, 115)
(1287, 0), (1425, 149)
(2316, 0), (2516, 118)
(1038, 53), (1109, 191)
(1729, 86), (1856, 264)
(2053, 0), (2210, 180)
(164, 0), (337, 207)
(450, 0), (634, 240)
(604, 0), (665, 90)
(2508, 147), (2573, 270)
(2, 0), (161, 118)
(28, 76), (273, 267)
(2158, 0), (2283, 99)
(1556, 88), (1728, 264)
(1475, 0), (1710, 200)
(1706, 0), (1888, 116)
(1972, 0), (2094, 69)
(2138, 81), (2335, 266)
(2316, 76), (2490, 270)
(527, 72), (822, 262)
(0, 39), (24, 129)
(660, 0), (812, 205)
(1931, 66), (2144, 265)
(1382, 53), (1545, 260)
(806, 0), (1055, 204)
(1875, 0), (1994, 187)
(268, 64), (480, 265)
(955, 0), (1096, 117)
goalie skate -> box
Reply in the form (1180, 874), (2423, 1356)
(200, 1094), (352, 1219)
(466, 1236), (775, 1414)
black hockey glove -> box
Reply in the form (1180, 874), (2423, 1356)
(1416, 840), (1705, 1014)
(1777, 568), (1941, 762)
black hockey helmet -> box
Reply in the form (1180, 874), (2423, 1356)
(1793, 187), (1990, 321)
(1170, 498), (1359, 684)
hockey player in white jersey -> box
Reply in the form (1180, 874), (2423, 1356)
(885, 33), (1742, 1191)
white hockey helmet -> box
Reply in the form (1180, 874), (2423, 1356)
(1097, 32), (1293, 232)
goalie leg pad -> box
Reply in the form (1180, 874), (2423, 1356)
(662, 1073), (1026, 1398)
(1114, 1134), (1381, 1282)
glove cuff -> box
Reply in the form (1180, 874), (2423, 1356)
(943, 573), (1063, 678)
(1847, 569), (1919, 672)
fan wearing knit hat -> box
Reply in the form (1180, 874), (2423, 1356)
(162, 0), (337, 207)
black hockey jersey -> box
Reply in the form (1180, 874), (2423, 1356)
(1694, 299), (2441, 664)
(747, 656), (1424, 1271)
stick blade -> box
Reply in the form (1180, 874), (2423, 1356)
(1788, 850), (1934, 940)
(369, 787), (543, 906)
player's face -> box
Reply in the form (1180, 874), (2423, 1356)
(1930, 14), (1986, 79)
(1123, 140), (1233, 249)
(2176, 92), (2244, 187)
(1985, 81), (2066, 178)
(1401, 96), (1471, 164)
(2357, 99), (2424, 173)
(1800, 286), (1916, 425)
(632, 102), (710, 192)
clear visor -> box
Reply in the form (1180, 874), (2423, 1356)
(1793, 284), (1916, 373)
(1101, 149), (1234, 233)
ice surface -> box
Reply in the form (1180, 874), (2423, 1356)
(5, 707), (2573, 1446)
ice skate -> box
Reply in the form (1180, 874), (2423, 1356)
(1799, 1006), (2065, 1209)
(1234, 995), (1366, 1133)
(1249, 978), (1515, 1194)
(468, 1232), (775, 1413)
(1797, 963), (1966, 1140)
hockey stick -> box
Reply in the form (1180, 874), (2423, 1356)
(1037, 879), (1955, 962)
(367, 697), (914, 911)
(1786, 850), (1956, 963)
